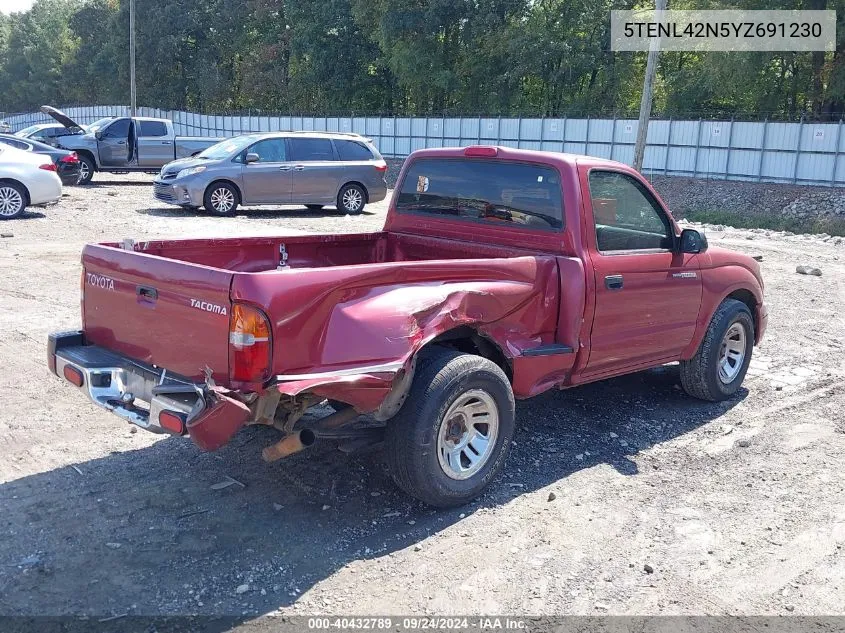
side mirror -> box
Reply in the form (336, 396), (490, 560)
(679, 228), (708, 254)
(94, 130), (103, 141)
(244, 152), (259, 164)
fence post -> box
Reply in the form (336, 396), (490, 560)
(724, 116), (734, 181)
(832, 118), (842, 186)
(476, 117), (481, 146)
(664, 118), (672, 175)
(561, 116), (567, 154)
(516, 116), (522, 149)
(496, 115), (502, 146)
(693, 118), (702, 178)
(757, 118), (768, 182)
(609, 115), (616, 161)
(792, 115), (805, 184)
(539, 116), (545, 152)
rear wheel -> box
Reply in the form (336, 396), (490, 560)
(0, 182), (27, 219)
(203, 182), (239, 216)
(680, 298), (754, 401)
(337, 183), (365, 215)
(77, 155), (95, 185)
(384, 348), (515, 507)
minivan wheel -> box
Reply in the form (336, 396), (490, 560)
(0, 182), (27, 219)
(384, 348), (515, 507)
(337, 183), (365, 215)
(204, 182), (239, 216)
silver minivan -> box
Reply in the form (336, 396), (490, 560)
(153, 132), (388, 216)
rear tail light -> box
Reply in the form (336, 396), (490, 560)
(39, 162), (58, 171)
(60, 153), (80, 164)
(229, 303), (272, 383)
(374, 161), (388, 173)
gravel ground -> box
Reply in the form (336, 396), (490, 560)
(1, 173), (844, 622)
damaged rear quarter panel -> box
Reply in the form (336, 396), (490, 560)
(230, 256), (560, 409)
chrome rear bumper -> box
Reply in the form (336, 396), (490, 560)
(48, 331), (206, 434)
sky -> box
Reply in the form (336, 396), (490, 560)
(0, 0), (36, 15)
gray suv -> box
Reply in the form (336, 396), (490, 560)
(153, 132), (388, 216)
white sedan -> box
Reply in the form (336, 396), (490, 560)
(0, 144), (62, 219)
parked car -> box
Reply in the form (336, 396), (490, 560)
(154, 132), (388, 215)
(48, 146), (767, 507)
(0, 144), (62, 219)
(40, 106), (223, 184)
(0, 120), (11, 133)
(0, 133), (82, 185)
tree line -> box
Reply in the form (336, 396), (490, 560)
(0, 0), (842, 120)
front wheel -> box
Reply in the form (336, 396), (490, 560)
(0, 182), (27, 219)
(77, 155), (95, 185)
(337, 183), (365, 215)
(203, 182), (239, 216)
(384, 349), (515, 507)
(680, 298), (754, 401)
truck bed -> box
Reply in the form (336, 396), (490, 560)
(81, 232), (569, 389)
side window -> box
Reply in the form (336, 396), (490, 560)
(102, 118), (130, 138)
(138, 121), (168, 137)
(0, 137), (30, 150)
(588, 171), (672, 252)
(288, 138), (335, 162)
(335, 139), (373, 161)
(247, 138), (287, 163)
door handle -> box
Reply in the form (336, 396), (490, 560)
(279, 166), (292, 172)
(116, 141), (126, 145)
(136, 285), (158, 301)
(605, 274), (624, 290)
(294, 165), (305, 171)
(160, 141), (172, 145)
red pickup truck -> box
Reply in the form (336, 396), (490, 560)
(49, 146), (767, 507)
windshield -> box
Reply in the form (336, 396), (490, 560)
(16, 125), (42, 136)
(197, 135), (260, 160)
(396, 158), (564, 231)
(85, 117), (115, 133)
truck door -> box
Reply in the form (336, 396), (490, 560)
(580, 167), (702, 377)
(136, 120), (173, 167)
(97, 118), (134, 167)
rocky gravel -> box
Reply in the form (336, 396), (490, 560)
(0, 173), (844, 622)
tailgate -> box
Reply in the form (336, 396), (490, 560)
(81, 244), (233, 382)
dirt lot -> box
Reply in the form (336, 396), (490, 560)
(0, 173), (844, 621)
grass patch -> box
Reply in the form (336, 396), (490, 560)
(683, 209), (845, 237)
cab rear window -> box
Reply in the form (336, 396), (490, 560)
(396, 158), (564, 230)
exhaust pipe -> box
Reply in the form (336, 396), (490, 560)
(261, 406), (360, 462)
(262, 428), (316, 462)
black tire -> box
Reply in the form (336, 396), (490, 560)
(305, 204), (323, 211)
(326, 399), (349, 413)
(384, 348), (515, 508)
(337, 183), (366, 215)
(0, 181), (27, 220)
(680, 298), (754, 402)
(77, 155), (95, 185)
(203, 181), (239, 216)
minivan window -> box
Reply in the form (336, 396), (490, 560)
(288, 138), (335, 162)
(335, 139), (373, 161)
(138, 121), (168, 137)
(198, 135), (259, 160)
(247, 138), (287, 162)
(397, 158), (564, 230)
